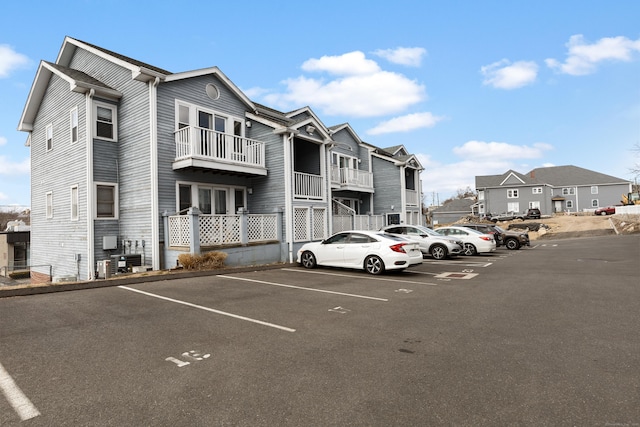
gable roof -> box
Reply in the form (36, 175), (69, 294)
(18, 61), (122, 131)
(477, 165), (630, 189)
(432, 198), (475, 213)
(527, 165), (628, 186)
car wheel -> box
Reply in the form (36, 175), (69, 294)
(364, 255), (385, 275)
(600, 211), (607, 216)
(463, 243), (477, 256)
(430, 244), (448, 260)
(300, 251), (317, 269)
(505, 238), (520, 250)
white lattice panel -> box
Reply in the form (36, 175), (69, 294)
(333, 215), (352, 233)
(312, 208), (326, 240)
(169, 216), (190, 246)
(247, 214), (278, 242)
(294, 208), (309, 242)
(200, 215), (241, 245)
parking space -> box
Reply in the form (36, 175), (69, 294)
(5, 237), (636, 425)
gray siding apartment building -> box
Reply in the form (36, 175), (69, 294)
(476, 166), (631, 217)
(18, 37), (424, 283)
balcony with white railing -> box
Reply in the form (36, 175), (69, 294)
(173, 127), (267, 175)
(330, 166), (374, 192)
(294, 171), (324, 200)
(405, 189), (419, 207)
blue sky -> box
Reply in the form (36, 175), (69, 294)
(1, 0), (639, 208)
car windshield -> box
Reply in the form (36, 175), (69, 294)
(410, 226), (440, 236)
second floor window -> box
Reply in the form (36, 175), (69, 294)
(46, 124), (53, 151)
(70, 107), (78, 143)
(532, 187), (542, 194)
(96, 184), (117, 219)
(71, 185), (79, 221)
(591, 186), (598, 194)
(95, 102), (117, 141)
(562, 187), (575, 195)
(46, 191), (53, 218)
(507, 189), (519, 198)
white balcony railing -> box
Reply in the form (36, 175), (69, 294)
(405, 189), (419, 207)
(175, 127), (265, 169)
(294, 171), (324, 200)
(330, 166), (373, 189)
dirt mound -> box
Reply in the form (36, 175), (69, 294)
(499, 213), (640, 240)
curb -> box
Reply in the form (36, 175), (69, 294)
(0, 262), (297, 299)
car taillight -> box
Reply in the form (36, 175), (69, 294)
(480, 236), (493, 241)
(390, 243), (407, 253)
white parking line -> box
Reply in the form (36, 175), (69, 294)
(118, 286), (295, 332)
(219, 275), (390, 300)
(0, 362), (40, 421)
(280, 268), (439, 286)
(425, 260), (493, 267)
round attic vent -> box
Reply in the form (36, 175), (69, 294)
(206, 83), (220, 100)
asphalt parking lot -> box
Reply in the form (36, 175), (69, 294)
(1, 234), (639, 426)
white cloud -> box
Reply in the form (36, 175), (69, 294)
(367, 112), (444, 135)
(301, 51), (380, 75)
(0, 156), (30, 175)
(545, 34), (640, 76)
(453, 140), (553, 160)
(0, 44), (29, 78)
(417, 141), (554, 201)
(481, 59), (538, 89)
(373, 47), (427, 67)
(263, 53), (426, 117)
(0, 136), (7, 146)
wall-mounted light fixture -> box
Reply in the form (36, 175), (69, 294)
(306, 125), (316, 135)
(245, 121), (252, 128)
(390, 205), (395, 211)
(247, 188), (253, 195)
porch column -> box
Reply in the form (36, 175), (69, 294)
(238, 208), (248, 245)
(188, 207), (201, 255)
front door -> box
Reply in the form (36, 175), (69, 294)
(554, 200), (562, 213)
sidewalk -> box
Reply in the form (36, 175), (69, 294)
(0, 262), (293, 299)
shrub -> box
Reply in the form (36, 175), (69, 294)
(178, 251), (228, 270)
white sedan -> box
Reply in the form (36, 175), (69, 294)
(434, 226), (497, 255)
(297, 230), (423, 275)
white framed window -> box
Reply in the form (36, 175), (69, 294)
(46, 191), (53, 219)
(94, 102), (117, 141)
(507, 189), (519, 198)
(175, 100), (245, 136)
(95, 183), (118, 219)
(176, 181), (246, 214)
(46, 123), (53, 151)
(566, 200), (574, 209)
(529, 201), (541, 209)
(70, 107), (78, 144)
(532, 187), (543, 194)
(591, 199), (599, 207)
(591, 186), (598, 194)
(70, 185), (79, 221)
(562, 187), (575, 195)
(507, 202), (520, 212)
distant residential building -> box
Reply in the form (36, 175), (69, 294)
(430, 198), (476, 225)
(476, 165), (631, 216)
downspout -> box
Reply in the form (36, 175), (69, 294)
(86, 89), (95, 280)
(399, 163), (406, 223)
(149, 77), (160, 270)
(283, 132), (294, 263)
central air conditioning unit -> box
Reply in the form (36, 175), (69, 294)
(96, 260), (112, 279)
